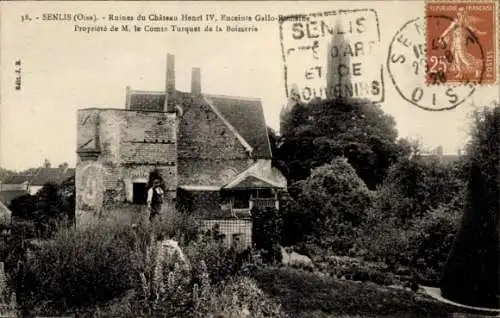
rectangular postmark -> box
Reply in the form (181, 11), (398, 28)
(426, 1), (498, 85)
(279, 9), (384, 104)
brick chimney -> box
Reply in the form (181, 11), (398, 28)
(191, 67), (201, 95)
(164, 54), (176, 112)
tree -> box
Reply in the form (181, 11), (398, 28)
(291, 157), (375, 254)
(440, 103), (499, 308)
(0, 167), (15, 183)
(8, 179), (75, 237)
(34, 183), (63, 237)
(58, 162), (69, 169)
(43, 159), (51, 168)
(277, 27), (402, 188)
(9, 195), (37, 219)
(277, 97), (402, 189)
(377, 155), (465, 225)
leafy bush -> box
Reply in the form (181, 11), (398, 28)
(314, 255), (394, 286)
(294, 158), (375, 255)
(408, 203), (461, 284)
(13, 204), (278, 316)
(377, 156), (464, 225)
(185, 239), (248, 284)
(9, 195), (37, 220)
(101, 264), (284, 318)
(359, 154), (465, 283)
(18, 215), (142, 314)
(150, 205), (200, 244)
(8, 180), (75, 239)
(91, 228), (283, 317)
(361, 213), (413, 268)
(252, 206), (283, 264)
(280, 189), (313, 247)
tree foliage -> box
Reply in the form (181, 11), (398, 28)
(0, 167), (16, 183)
(277, 97), (403, 189)
(251, 207), (282, 264)
(377, 155), (465, 225)
(289, 158), (375, 254)
(440, 103), (500, 308)
(9, 179), (75, 238)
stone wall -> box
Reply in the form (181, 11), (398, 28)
(76, 109), (178, 221)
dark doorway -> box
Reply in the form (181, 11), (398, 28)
(133, 183), (147, 204)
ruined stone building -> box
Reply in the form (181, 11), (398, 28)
(75, 54), (286, 248)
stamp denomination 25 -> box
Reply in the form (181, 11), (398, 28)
(426, 1), (497, 85)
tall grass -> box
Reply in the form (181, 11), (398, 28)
(20, 211), (143, 314)
(14, 205), (284, 317)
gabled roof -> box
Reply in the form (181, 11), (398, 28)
(223, 159), (287, 189)
(227, 175), (279, 189)
(127, 89), (272, 159)
(30, 168), (75, 186)
(203, 95), (253, 154)
(2, 175), (30, 185)
(205, 94), (272, 159)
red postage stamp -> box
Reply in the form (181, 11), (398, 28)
(426, 1), (497, 85)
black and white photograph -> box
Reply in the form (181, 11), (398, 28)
(0, 1), (499, 317)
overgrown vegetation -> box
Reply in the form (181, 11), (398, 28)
(276, 97), (404, 189)
(275, 100), (499, 295)
(2, 98), (497, 315)
(7, 208), (284, 317)
(440, 105), (500, 308)
(8, 177), (75, 239)
(252, 206), (283, 264)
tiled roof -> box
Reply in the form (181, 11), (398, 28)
(30, 168), (75, 186)
(228, 175), (278, 189)
(206, 95), (272, 159)
(224, 159), (287, 189)
(128, 90), (272, 159)
(2, 175), (31, 185)
(129, 92), (165, 112)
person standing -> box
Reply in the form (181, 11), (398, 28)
(147, 179), (164, 222)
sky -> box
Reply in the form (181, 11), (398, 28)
(1, 1), (498, 171)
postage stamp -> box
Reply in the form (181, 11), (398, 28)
(387, 17), (478, 111)
(426, 1), (497, 85)
(279, 9), (384, 104)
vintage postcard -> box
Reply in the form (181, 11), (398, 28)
(0, 1), (499, 317)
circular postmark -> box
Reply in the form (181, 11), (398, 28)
(387, 16), (484, 111)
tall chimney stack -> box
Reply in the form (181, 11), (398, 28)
(164, 54), (176, 112)
(191, 67), (201, 95)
